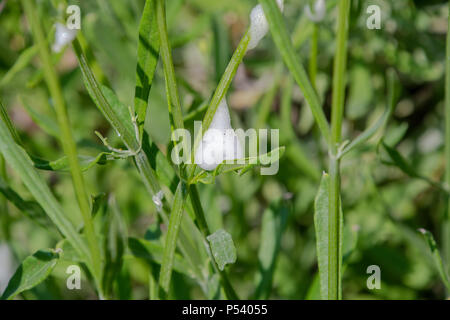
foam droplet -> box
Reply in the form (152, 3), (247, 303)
(248, 0), (284, 50)
(195, 99), (244, 171)
(52, 23), (78, 53)
(152, 190), (164, 212)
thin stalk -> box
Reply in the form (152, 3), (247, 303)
(0, 155), (10, 241)
(22, 0), (102, 291)
(156, 0), (184, 132)
(189, 186), (239, 300)
(73, 40), (210, 293)
(309, 24), (318, 91)
(159, 182), (188, 296)
(155, 0), (239, 298)
(444, 0), (450, 294)
(259, 0), (330, 143)
(328, 0), (350, 300)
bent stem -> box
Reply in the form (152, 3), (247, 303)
(328, 0), (350, 300)
(22, 0), (103, 294)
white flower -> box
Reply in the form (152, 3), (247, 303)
(248, 0), (284, 50)
(195, 98), (244, 171)
(52, 22), (78, 53)
(305, 0), (326, 23)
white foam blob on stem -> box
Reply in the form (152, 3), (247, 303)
(152, 190), (164, 212)
(305, 0), (326, 23)
(52, 22), (78, 53)
(248, 0), (284, 50)
(195, 99), (244, 171)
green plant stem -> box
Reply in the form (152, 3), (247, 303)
(159, 182), (188, 296)
(189, 186), (239, 300)
(188, 31), (250, 179)
(309, 24), (318, 91)
(259, 0), (330, 143)
(22, 0), (102, 291)
(444, 0), (450, 295)
(155, 0), (239, 298)
(328, 0), (350, 300)
(0, 155), (10, 241)
(156, 0), (184, 132)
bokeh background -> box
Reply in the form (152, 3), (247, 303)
(1, 0), (450, 299)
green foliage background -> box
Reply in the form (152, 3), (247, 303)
(0, 0), (449, 299)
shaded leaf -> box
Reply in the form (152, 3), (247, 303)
(0, 176), (50, 228)
(128, 237), (193, 277)
(418, 228), (450, 291)
(190, 146), (285, 185)
(313, 173), (344, 300)
(32, 152), (118, 172)
(1, 249), (60, 300)
(254, 201), (288, 299)
(134, 0), (160, 139)
(0, 101), (89, 261)
(207, 229), (237, 271)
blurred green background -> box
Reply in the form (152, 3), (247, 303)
(1, 0), (450, 299)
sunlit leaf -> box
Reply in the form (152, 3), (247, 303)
(1, 249), (60, 300)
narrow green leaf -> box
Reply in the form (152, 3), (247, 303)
(418, 228), (450, 292)
(380, 142), (448, 194)
(20, 97), (60, 138)
(259, 0), (330, 143)
(0, 46), (38, 88)
(156, 0), (184, 131)
(314, 173), (343, 300)
(32, 152), (118, 172)
(254, 202), (288, 299)
(190, 147), (285, 185)
(135, 0), (160, 139)
(128, 237), (193, 278)
(73, 40), (139, 152)
(159, 181), (188, 294)
(0, 102), (89, 262)
(1, 249), (60, 300)
(340, 69), (400, 158)
(206, 229), (237, 271)
(102, 196), (128, 296)
(0, 176), (49, 228)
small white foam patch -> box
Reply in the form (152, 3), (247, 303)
(305, 0), (326, 23)
(52, 22), (78, 53)
(195, 99), (244, 171)
(152, 190), (164, 212)
(248, 0), (284, 50)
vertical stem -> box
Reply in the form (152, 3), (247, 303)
(444, 0), (450, 295)
(156, 0), (184, 131)
(0, 155), (10, 241)
(328, 0), (350, 300)
(22, 0), (102, 291)
(309, 24), (318, 91)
